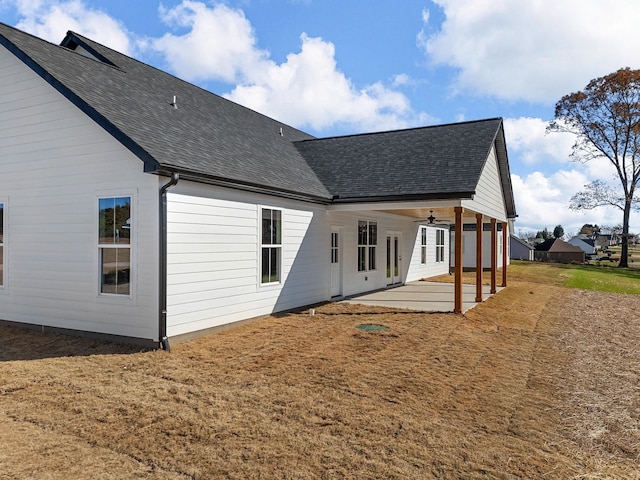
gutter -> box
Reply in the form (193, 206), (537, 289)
(159, 172), (179, 351)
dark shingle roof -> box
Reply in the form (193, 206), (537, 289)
(0, 22), (516, 217)
(295, 118), (504, 201)
(536, 238), (584, 252)
(0, 23), (330, 201)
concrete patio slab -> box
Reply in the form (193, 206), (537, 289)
(342, 281), (503, 313)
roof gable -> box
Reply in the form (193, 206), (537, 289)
(537, 238), (584, 253)
(295, 118), (511, 203)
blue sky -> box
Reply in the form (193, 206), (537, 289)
(2, 0), (640, 236)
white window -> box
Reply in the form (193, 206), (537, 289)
(436, 228), (445, 263)
(420, 226), (427, 264)
(357, 220), (377, 272)
(331, 232), (339, 264)
(98, 197), (131, 295)
(261, 208), (282, 284)
(0, 202), (4, 287)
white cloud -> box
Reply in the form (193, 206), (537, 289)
(419, 0), (640, 103)
(148, 1), (432, 133)
(226, 33), (432, 132)
(150, 1), (269, 84)
(512, 169), (620, 234)
(505, 116), (640, 234)
(8, 0), (132, 54)
(504, 117), (574, 165)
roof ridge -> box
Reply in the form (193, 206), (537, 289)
(295, 117), (503, 143)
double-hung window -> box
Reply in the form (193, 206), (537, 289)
(420, 226), (427, 264)
(98, 197), (131, 295)
(0, 202), (4, 287)
(435, 228), (445, 263)
(357, 220), (377, 272)
(261, 208), (282, 284)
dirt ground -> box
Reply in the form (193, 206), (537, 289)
(1, 278), (639, 479)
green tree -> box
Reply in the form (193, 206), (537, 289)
(548, 68), (640, 268)
(553, 225), (565, 239)
(579, 223), (600, 236)
(535, 228), (552, 240)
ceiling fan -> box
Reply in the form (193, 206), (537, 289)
(414, 210), (449, 225)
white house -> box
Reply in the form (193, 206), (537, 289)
(568, 234), (596, 255)
(510, 234), (534, 261)
(0, 24), (517, 348)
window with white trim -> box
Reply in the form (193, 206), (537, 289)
(357, 220), (377, 272)
(420, 226), (427, 264)
(435, 228), (445, 263)
(0, 202), (4, 287)
(261, 208), (282, 284)
(331, 232), (339, 264)
(98, 197), (131, 295)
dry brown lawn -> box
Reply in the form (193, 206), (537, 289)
(1, 269), (640, 479)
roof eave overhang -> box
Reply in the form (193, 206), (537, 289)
(330, 191), (475, 204)
(152, 167), (333, 205)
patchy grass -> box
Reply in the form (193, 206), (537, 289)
(508, 260), (640, 294)
(1, 264), (640, 478)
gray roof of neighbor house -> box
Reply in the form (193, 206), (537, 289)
(536, 238), (585, 253)
(510, 234), (535, 250)
(0, 22), (516, 216)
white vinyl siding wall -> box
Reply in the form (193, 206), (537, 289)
(327, 212), (449, 297)
(461, 145), (508, 221)
(165, 182), (329, 337)
(0, 45), (159, 341)
(407, 225), (450, 281)
(455, 229), (506, 269)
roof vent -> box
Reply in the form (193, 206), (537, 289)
(279, 127), (284, 137)
(170, 95), (177, 109)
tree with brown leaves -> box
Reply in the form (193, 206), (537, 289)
(548, 68), (640, 268)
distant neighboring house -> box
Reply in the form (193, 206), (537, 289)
(568, 234), (596, 255)
(535, 238), (585, 264)
(0, 23), (517, 347)
(594, 233), (619, 250)
(510, 235), (534, 261)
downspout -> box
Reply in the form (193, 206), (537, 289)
(159, 172), (179, 351)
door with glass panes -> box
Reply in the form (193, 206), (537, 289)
(330, 226), (343, 297)
(386, 232), (402, 285)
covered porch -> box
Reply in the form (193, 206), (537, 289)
(329, 200), (512, 314)
(343, 280), (504, 313)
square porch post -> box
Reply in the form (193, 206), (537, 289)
(454, 206), (464, 313)
(490, 218), (497, 294)
(502, 221), (508, 287)
(475, 213), (483, 303)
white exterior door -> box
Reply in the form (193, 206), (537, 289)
(330, 227), (342, 297)
(386, 232), (402, 285)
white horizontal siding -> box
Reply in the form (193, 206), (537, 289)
(456, 230), (506, 269)
(326, 211), (450, 297)
(0, 45), (159, 341)
(406, 225), (450, 282)
(165, 183), (330, 337)
(462, 145), (508, 221)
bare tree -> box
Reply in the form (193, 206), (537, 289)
(548, 68), (640, 267)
